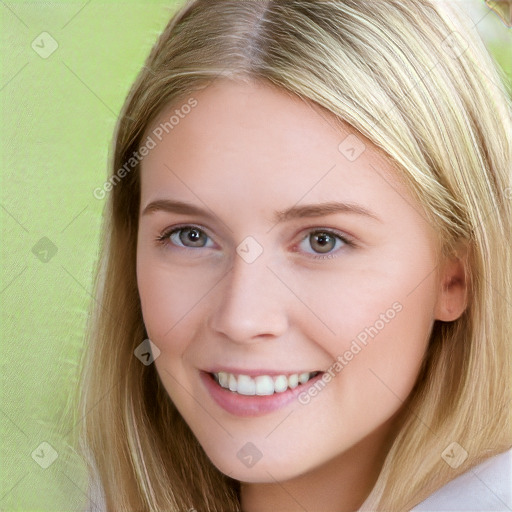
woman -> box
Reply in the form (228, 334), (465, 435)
(78, 0), (512, 510)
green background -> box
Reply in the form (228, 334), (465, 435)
(1, 1), (510, 510)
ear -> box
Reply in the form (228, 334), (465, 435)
(434, 243), (470, 322)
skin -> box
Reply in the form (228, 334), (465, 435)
(136, 79), (467, 511)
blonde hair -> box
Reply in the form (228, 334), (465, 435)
(77, 1), (512, 510)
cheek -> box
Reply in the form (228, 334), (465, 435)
(136, 250), (212, 346)
(295, 255), (436, 409)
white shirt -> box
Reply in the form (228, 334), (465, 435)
(412, 448), (512, 511)
(85, 448), (512, 511)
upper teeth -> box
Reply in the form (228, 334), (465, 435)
(213, 371), (320, 395)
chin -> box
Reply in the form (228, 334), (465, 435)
(204, 447), (307, 483)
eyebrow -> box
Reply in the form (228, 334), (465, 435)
(141, 199), (381, 224)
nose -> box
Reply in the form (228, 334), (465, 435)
(208, 254), (289, 344)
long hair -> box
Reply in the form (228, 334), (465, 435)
(77, 1), (512, 510)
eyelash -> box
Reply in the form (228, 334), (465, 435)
(155, 224), (355, 260)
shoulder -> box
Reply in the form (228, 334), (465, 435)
(412, 448), (512, 511)
(84, 471), (106, 512)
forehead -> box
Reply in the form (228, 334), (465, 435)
(139, 79), (408, 221)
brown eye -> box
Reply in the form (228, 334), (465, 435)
(297, 229), (351, 259)
(309, 232), (337, 254)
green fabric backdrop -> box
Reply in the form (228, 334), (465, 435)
(1, 1), (510, 510)
(1, 2), (178, 509)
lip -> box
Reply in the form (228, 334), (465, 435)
(199, 370), (325, 417)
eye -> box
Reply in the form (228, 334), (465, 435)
(297, 229), (353, 259)
(156, 225), (215, 250)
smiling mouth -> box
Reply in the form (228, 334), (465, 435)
(210, 371), (323, 396)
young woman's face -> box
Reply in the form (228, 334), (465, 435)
(136, 79), (448, 483)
